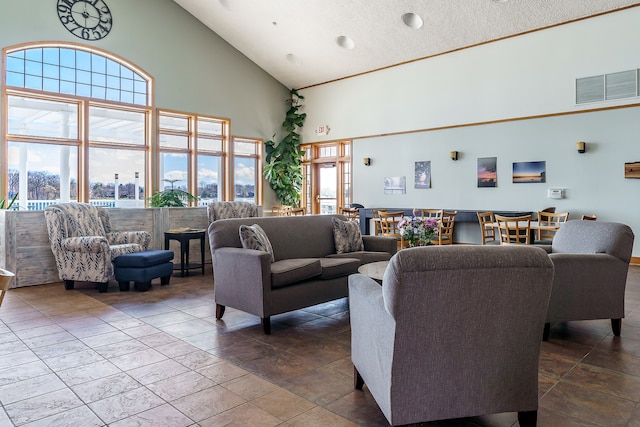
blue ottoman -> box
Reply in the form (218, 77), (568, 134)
(114, 250), (174, 292)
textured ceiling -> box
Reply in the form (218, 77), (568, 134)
(173, 0), (640, 89)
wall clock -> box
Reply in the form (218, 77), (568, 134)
(57, 0), (113, 41)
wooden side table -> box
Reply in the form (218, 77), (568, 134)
(164, 229), (206, 277)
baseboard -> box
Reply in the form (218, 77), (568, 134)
(632, 256), (640, 265)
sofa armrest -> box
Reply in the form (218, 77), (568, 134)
(362, 235), (398, 255)
(213, 247), (272, 316)
(61, 236), (110, 253)
(107, 231), (151, 250)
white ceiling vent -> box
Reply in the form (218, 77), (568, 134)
(576, 69), (639, 104)
(605, 70), (637, 100)
(576, 75), (604, 104)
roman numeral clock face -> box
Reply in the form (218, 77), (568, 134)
(57, 0), (113, 41)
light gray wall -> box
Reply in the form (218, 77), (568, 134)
(0, 0), (288, 207)
(300, 7), (640, 256)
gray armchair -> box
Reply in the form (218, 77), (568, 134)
(544, 220), (634, 340)
(349, 245), (554, 426)
(45, 203), (151, 292)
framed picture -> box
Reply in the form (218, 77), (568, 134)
(414, 161), (431, 189)
(477, 157), (497, 188)
(512, 161), (546, 183)
(384, 176), (406, 194)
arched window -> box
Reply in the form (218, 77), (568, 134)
(2, 42), (153, 210)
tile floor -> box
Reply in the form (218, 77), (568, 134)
(1, 266), (640, 426)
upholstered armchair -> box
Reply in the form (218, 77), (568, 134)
(544, 220), (634, 340)
(349, 245), (554, 426)
(44, 203), (151, 292)
(207, 201), (259, 223)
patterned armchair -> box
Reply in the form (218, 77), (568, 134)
(44, 203), (151, 292)
(207, 201), (259, 223)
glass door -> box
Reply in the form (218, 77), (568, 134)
(315, 162), (336, 214)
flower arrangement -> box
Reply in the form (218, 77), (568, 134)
(397, 210), (439, 247)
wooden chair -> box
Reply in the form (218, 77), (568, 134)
(378, 211), (407, 249)
(476, 211), (498, 245)
(0, 268), (15, 308)
(289, 207), (306, 216)
(421, 209), (443, 219)
(581, 214), (597, 221)
(535, 211), (569, 244)
(272, 206), (290, 216)
(495, 214), (532, 245)
(431, 211), (457, 245)
(339, 206), (360, 222)
(372, 209), (388, 236)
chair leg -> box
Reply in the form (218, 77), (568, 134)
(134, 281), (151, 292)
(96, 282), (108, 293)
(118, 281), (130, 291)
(215, 304), (225, 319)
(161, 275), (170, 286)
(542, 322), (550, 341)
(518, 410), (537, 427)
(261, 317), (271, 334)
(612, 318), (622, 336)
(354, 367), (364, 390)
(64, 280), (74, 290)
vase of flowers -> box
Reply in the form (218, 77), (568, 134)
(397, 211), (439, 247)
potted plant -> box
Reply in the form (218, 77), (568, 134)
(0, 193), (18, 210)
(147, 180), (197, 207)
(264, 89), (306, 207)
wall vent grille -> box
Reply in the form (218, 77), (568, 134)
(576, 69), (638, 104)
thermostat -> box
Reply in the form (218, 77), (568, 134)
(547, 188), (564, 199)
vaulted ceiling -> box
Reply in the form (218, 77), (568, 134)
(173, 0), (640, 89)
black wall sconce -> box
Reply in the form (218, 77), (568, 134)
(576, 141), (586, 153)
(363, 157), (371, 166)
(450, 151), (459, 161)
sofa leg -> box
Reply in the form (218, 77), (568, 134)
(542, 322), (550, 341)
(216, 304), (226, 319)
(134, 281), (151, 292)
(517, 410), (537, 427)
(354, 367), (364, 390)
(612, 318), (622, 336)
(161, 275), (170, 286)
(262, 317), (271, 334)
(118, 281), (130, 291)
(96, 282), (108, 293)
(64, 280), (75, 290)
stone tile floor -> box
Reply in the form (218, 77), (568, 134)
(1, 266), (640, 426)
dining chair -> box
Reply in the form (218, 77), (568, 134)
(272, 206), (289, 216)
(421, 209), (443, 219)
(378, 211), (407, 249)
(535, 211), (569, 244)
(476, 211), (498, 245)
(581, 214), (597, 221)
(289, 207), (306, 216)
(372, 209), (388, 236)
(339, 206), (360, 222)
(431, 211), (457, 245)
(495, 214), (532, 245)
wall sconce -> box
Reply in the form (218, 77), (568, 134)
(576, 141), (586, 153)
(363, 157), (371, 166)
(450, 151), (459, 161)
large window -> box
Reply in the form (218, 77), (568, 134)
(232, 137), (262, 204)
(157, 110), (229, 205)
(2, 42), (152, 210)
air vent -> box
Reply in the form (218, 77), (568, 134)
(606, 70), (637, 100)
(576, 75), (604, 104)
(576, 69), (639, 104)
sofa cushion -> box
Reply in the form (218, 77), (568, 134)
(239, 224), (274, 262)
(332, 217), (364, 254)
(327, 251), (392, 265)
(319, 257), (360, 279)
(271, 258), (322, 288)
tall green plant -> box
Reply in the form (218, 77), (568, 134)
(264, 89), (306, 207)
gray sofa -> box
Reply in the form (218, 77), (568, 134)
(542, 220), (634, 340)
(350, 245), (554, 426)
(208, 214), (397, 333)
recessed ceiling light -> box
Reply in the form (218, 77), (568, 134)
(336, 35), (355, 49)
(492, 0), (508, 3)
(402, 12), (423, 29)
(219, 0), (236, 11)
(286, 54), (302, 65)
